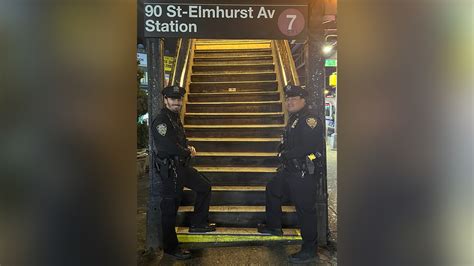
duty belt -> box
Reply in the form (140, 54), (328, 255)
(155, 157), (178, 192)
(283, 152), (322, 178)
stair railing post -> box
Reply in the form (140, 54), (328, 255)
(306, 0), (329, 246)
(145, 37), (165, 251)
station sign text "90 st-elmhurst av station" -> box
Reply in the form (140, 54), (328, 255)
(143, 1), (308, 39)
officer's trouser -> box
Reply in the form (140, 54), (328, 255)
(265, 168), (318, 252)
(177, 165), (212, 227)
(159, 164), (211, 252)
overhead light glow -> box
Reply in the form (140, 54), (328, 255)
(322, 45), (333, 54)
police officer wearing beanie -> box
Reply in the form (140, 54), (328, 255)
(150, 85), (215, 260)
(258, 84), (324, 264)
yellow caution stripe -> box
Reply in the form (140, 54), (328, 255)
(178, 234), (301, 243)
(176, 227), (302, 243)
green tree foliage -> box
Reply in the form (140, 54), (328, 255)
(137, 60), (149, 149)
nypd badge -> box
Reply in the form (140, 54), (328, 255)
(157, 123), (167, 136)
(306, 117), (317, 129)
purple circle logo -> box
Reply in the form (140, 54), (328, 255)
(278, 9), (305, 37)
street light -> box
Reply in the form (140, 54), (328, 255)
(322, 45), (333, 55)
(323, 34), (337, 56)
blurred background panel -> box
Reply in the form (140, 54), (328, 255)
(0, 0), (136, 265)
(338, 0), (473, 265)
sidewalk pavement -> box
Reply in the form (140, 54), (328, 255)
(139, 244), (337, 265)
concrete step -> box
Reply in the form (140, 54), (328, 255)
(188, 137), (280, 152)
(184, 112), (284, 125)
(191, 72), (276, 82)
(194, 41), (271, 51)
(195, 44), (271, 51)
(194, 46), (272, 51)
(187, 91), (280, 102)
(192, 152), (279, 167)
(189, 80), (277, 93)
(194, 166), (277, 173)
(184, 124), (284, 138)
(203, 174), (274, 186)
(194, 166), (276, 186)
(192, 69), (275, 75)
(192, 64), (274, 74)
(176, 205), (297, 227)
(194, 56), (273, 64)
(194, 49), (272, 58)
(181, 186), (291, 206)
(195, 39), (271, 44)
(176, 227), (302, 243)
(194, 58), (274, 65)
(186, 101), (282, 113)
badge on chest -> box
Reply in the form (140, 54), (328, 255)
(291, 118), (299, 128)
(157, 123), (167, 136)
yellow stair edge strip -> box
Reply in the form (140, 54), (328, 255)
(177, 227), (300, 235)
(195, 44), (271, 50)
(188, 137), (280, 142)
(188, 91), (279, 95)
(178, 206), (296, 212)
(178, 234), (301, 243)
(196, 152), (277, 156)
(184, 186), (266, 192)
(191, 80), (276, 84)
(194, 166), (277, 173)
(187, 101), (281, 105)
(195, 39), (271, 43)
(186, 112), (283, 116)
(193, 63), (274, 67)
(184, 124), (285, 128)
(192, 71), (275, 75)
(194, 54), (272, 58)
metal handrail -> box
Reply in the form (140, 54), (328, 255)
(168, 38), (193, 87)
(169, 38), (182, 86)
(274, 40), (300, 86)
(177, 39), (194, 122)
(284, 40), (300, 85)
(275, 41), (288, 86)
(290, 41), (308, 87)
(179, 39), (193, 87)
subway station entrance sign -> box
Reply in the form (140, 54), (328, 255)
(143, 1), (308, 39)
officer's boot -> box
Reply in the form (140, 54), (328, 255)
(288, 248), (319, 264)
(257, 223), (283, 236)
(164, 248), (192, 260)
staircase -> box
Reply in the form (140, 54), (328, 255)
(176, 39), (301, 243)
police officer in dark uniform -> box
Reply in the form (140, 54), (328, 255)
(151, 85), (216, 260)
(258, 85), (324, 264)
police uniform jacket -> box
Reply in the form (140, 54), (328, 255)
(280, 105), (324, 164)
(151, 107), (191, 159)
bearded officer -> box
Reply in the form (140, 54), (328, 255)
(257, 84), (324, 264)
(151, 85), (216, 260)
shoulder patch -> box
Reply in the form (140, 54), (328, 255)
(157, 123), (167, 136)
(306, 117), (317, 129)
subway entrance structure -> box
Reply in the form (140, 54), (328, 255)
(142, 0), (330, 250)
